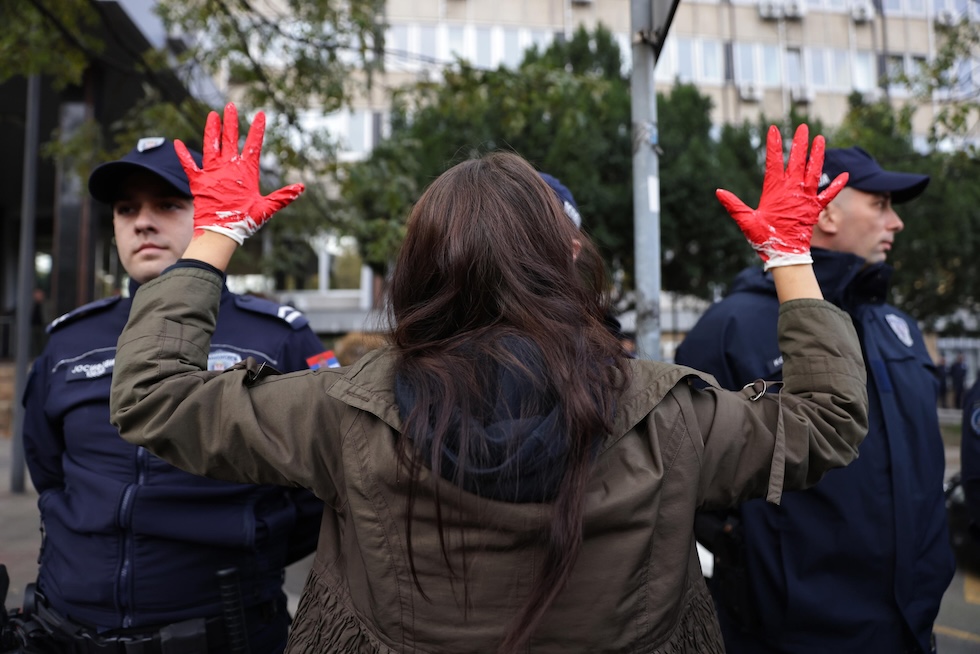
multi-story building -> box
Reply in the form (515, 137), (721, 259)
(326, 0), (975, 160)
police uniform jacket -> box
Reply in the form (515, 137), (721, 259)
(962, 381), (980, 527)
(108, 266), (868, 653)
(23, 278), (325, 630)
(676, 247), (956, 654)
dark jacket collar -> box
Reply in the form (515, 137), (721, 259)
(728, 248), (893, 311)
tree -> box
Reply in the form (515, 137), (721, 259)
(2, 0), (384, 279)
(339, 27), (761, 301)
(899, 3), (980, 153)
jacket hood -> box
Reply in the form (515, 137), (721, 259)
(728, 248), (893, 310)
(395, 336), (568, 504)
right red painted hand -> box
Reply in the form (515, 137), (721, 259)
(716, 124), (848, 270)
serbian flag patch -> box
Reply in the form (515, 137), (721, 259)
(307, 350), (341, 370)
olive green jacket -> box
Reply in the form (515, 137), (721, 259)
(110, 267), (868, 654)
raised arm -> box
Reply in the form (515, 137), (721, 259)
(716, 124), (847, 302)
(175, 103), (304, 270)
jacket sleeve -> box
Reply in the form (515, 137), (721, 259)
(109, 267), (346, 503)
(277, 324), (328, 564)
(22, 353), (65, 494)
(690, 299), (868, 509)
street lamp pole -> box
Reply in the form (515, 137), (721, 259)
(630, 0), (662, 361)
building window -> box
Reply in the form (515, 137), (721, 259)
(677, 38), (696, 82)
(448, 25), (466, 61)
(419, 25), (437, 62)
(809, 48), (828, 88)
(785, 48), (803, 86)
(853, 50), (876, 91)
(762, 44), (782, 86)
(882, 0), (902, 13)
(831, 50), (851, 90)
(655, 41), (677, 84)
(387, 24), (410, 64)
(734, 42), (757, 84)
(702, 40), (723, 82)
(475, 28), (492, 68)
(502, 29), (522, 68)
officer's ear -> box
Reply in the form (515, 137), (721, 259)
(816, 205), (839, 236)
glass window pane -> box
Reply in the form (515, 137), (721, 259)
(448, 26), (466, 60)
(854, 50), (875, 90)
(810, 48), (827, 87)
(762, 44), (782, 85)
(655, 42), (676, 83)
(785, 49), (803, 85)
(419, 25), (437, 62)
(503, 30), (521, 68)
(677, 38), (695, 82)
(883, 0), (902, 12)
(388, 24), (409, 60)
(348, 111), (366, 153)
(476, 28), (492, 68)
(832, 50), (851, 89)
(735, 43), (756, 83)
(702, 40), (722, 82)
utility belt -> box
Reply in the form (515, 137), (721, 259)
(30, 568), (279, 654)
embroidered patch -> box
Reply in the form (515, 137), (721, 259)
(208, 350), (243, 371)
(885, 313), (913, 347)
(66, 357), (115, 381)
(307, 350), (341, 370)
(136, 137), (166, 152)
(971, 406), (980, 436)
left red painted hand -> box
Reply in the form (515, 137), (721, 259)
(174, 103), (305, 245)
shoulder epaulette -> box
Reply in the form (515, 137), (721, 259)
(233, 294), (310, 330)
(46, 296), (122, 333)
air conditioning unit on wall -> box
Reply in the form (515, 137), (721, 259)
(850, 0), (875, 23)
(759, 0), (784, 20)
(784, 0), (807, 19)
(738, 83), (763, 102)
(790, 85), (815, 104)
(935, 9), (958, 26)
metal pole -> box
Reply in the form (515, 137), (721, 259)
(11, 74), (41, 493)
(631, 0), (662, 361)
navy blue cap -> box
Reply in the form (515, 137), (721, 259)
(88, 137), (204, 204)
(539, 172), (582, 228)
(818, 146), (929, 204)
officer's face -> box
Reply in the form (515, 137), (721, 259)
(112, 172), (195, 284)
(821, 187), (905, 265)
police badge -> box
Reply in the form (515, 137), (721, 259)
(885, 314), (913, 347)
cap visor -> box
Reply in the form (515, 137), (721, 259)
(852, 170), (929, 204)
(88, 161), (192, 204)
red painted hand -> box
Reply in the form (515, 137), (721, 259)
(716, 124), (848, 270)
(174, 103), (305, 245)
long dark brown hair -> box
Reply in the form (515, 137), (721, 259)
(388, 152), (630, 652)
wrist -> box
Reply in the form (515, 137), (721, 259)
(182, 230), (238, 272)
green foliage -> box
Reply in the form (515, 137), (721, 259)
(0, 0), (101, 89)
(897, 10), (980, 153)
(657, 83), (758, 297)
(339, 27), (765, 301)
(9, 0), (384, 281)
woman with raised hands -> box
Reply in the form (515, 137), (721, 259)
(110, 104), (865, 654)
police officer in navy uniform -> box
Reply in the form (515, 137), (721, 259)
(963, 380), (980, 536)
(676, 146), (954, 653)
(22, 137), (326, 653)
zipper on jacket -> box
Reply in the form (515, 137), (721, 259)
(116, 446), (148, 628)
